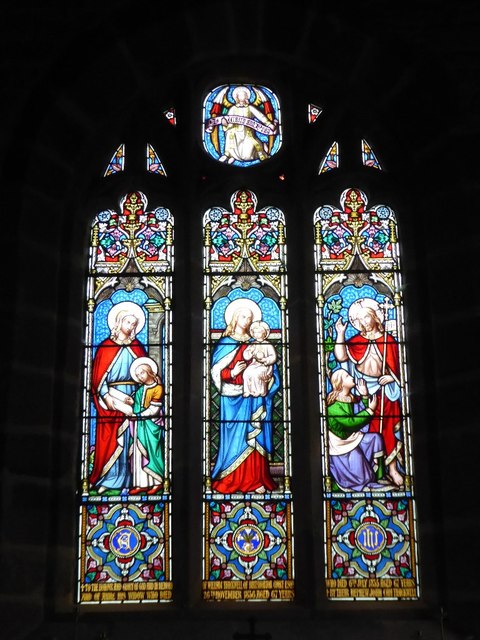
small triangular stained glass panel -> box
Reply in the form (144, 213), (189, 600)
(163, 107), (176, 126)
(308, 103), (322, 124)
(103, 144), (125, 177)
(361, 139), (382, 170)
(146, 144), (167, 176)
(318, 141), (339, 173)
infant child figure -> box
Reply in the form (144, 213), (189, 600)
(243, 320), (277, 398)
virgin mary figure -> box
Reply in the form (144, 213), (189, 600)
(210, 298), (279, 494)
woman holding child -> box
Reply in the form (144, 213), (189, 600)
(210, 298), (279, 494)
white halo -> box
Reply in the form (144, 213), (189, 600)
(233, 85), (251, 102)
(107, 301), (145, 334)
(224, 298), (262, 326)
(130, 356), (158, 382)
(348, 297), (384, 330)
(250, 320), (270, 338)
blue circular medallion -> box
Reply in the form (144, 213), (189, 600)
(232, 524), (264, 557)
(110, 526), (141, 558)
(355, 522), (386, 554)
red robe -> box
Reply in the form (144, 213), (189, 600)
(345, 332), (402, 464)
(90, 338), (147, 485)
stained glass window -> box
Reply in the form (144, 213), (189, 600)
(103, 144), (125, 176)
(146, 143), (167, 175)
(202, 84), (282, 167)
(308, 103), (322, 124)
(318, 141), (339, 173)
(163, 107), (176, 126)
(361, 139), (382, 170)
(77, 191), (174, 604)
(314, 187), (419, 600)
(202, 189), (295, 601)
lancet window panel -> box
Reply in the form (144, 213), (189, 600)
(77, 190), (174, 604)
(313, 187), (420, 601)
(202, 189), (295, 602)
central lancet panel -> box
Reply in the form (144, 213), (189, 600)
(202, 189), (295, 601)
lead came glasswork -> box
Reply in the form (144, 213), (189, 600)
(103, 143), (125, 176)
(202, 189), (294, 601)
(361, 139), (382, 170)
(146, 143), (167, 175)
(308, 103), (322, 124)
(318, 141), (339, 173)
(202, 84), (282, 167)
(314, 187), (419, 600)
(78, 191), (174, 604)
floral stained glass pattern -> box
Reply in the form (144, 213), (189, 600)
(313, 187), (419, 600)
(202, 189), (295, 601)
(81, 502), (171, 602)
(327, 498), (417, 598)
(78, 191), (174, 604)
